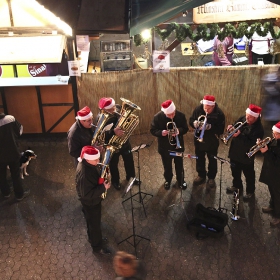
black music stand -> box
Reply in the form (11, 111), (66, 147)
(122, 142), (153, 218)
(118, 178), (150, 257)
(167, 152), (197, 221)
(212, 155), (233, 231)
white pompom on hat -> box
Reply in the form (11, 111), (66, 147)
(272, 121), (280, 133)
(98, 97), (115, 110)
(78, 146), (100, 162)
(245, 104), (262, 118)
(161, 100), (176, 114)
(200, 95), (216, 106)
(76, 106), (93, 120)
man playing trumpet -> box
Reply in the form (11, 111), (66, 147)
(150, 100), (188, 190)
(259, 121), (280, 227)
(227, 104), (264, 200)
(189, 95), (225, 188)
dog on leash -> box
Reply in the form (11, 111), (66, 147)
(20, 150), (37, 179)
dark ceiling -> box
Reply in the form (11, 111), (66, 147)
(36, 0), (129, 35)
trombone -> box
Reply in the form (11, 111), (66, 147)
(194, 114), (207, 142)
(220, 121), (246, 145)
(166, 120), (181, 149)
(246, 136), (275, 158)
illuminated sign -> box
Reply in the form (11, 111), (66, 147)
(193, 0), (280, 24)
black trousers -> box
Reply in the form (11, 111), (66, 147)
(230, 160), (255, 194)
(159, 151), (184, 184)
(109, 145), (136, 184)
(0, 160), (24, 198)
(195, 148), (218, 179)
(267, 184), (280, 218)
(81, 202), (102, 250)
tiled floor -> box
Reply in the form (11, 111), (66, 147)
(0, 132), (280, 280)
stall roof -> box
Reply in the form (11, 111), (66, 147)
(130, 0), (213, 36)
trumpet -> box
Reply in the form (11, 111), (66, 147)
(220, 121), (246, 145)
(246, 136), (275, 158)
(194, 114), (207, 142)
(166, 120), (181, 149)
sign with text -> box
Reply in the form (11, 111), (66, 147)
(0, 65), (15, 78)
(68, 61), (81, 76)
(153, 50), (170, 73)
(193, 0), (280, 24)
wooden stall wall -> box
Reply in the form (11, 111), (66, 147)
(1, 85), (75, 134)
(78, 66), (274, 134)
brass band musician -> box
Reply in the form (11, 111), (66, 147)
(227, 104), (264, 200)
(189, 95), (225, 188)
(150, 100), (189, 190)
(96, 97), (138, 191)
(259, 121), (280, 227)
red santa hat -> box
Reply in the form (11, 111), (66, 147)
(272, 121), (280, 133)
(76, 106), (93, 120)
(200, 95), (216, 106)
(245, 104), (262, 118)
(78, 146), (100, 162)
(98, 97), (115, 110)
(161, 100), (176, 114)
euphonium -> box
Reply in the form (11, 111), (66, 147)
(91, 110), (113, 146)
(230, 189), (240, 221)
(194, 114), (207, 142)
(108, 97), (141, 149)
(166, 120), (181, 149)
(220, 121), (247, 145)
(246, 136), (275, 158)
(98, 163), (111, 199)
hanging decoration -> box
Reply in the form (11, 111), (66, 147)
(133, 22), (280, 46)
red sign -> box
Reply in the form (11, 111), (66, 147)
(28, 64), (48, 77)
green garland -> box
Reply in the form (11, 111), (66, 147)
(134, 21), (280, 46)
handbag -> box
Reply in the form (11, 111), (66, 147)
(187, 203), (228, 239)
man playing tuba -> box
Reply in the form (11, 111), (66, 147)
(96, 97), (139, 191)
(150, 100), (189, 190)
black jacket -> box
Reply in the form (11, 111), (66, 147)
(67, 120), (94, 159)
(189, 104), (225, 151)
(259, 138), (280, 186)
(228, 116), (264, 164)
(0, 114), (22, 163)
(150, 110), (188, 153)
(75, 159), (106, 206)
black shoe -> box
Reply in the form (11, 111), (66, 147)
(164, 182), (171, 190)
(98, 247), (111, 255)
(112, 182), (121, 191)
(226, 186), (238, 194)
(178, 181), (187, 190)
(243, 193), (254, 201)
(16, 189), (30, 201)
(193, 176), (206, 186)
(207, 179), (216, 188)
(133, 178), (141, 186)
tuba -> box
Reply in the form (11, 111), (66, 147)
(91, 110), (113, 146)
(230, 189), (240, 221)
(194, 114), (207, 142)
(166, 120), (181, 149)
(220, 121), (246, 145)
(246, 136), (275, 158)
(107, 97), (141, 149)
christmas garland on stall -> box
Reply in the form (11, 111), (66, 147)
(133, 22), (280, 46)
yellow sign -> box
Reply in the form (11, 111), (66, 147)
(193, 0), (280, 24)
(0, 65), (15, 78)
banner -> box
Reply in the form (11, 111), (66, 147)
(153, 50), (170, 73)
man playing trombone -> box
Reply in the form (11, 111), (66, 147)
(226, 104), (264, 200)
(189, 95), (225, 188)
(150, 100), (188, 190)
(259, 121), (280, 227)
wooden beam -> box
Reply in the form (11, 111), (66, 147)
(165, 39), (181, 52)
